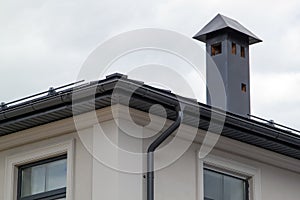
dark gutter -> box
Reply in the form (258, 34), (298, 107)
(147, 110), (183, 200)
(0, 73), (299, 160)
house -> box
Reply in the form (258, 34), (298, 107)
(0, 14), (299, 200)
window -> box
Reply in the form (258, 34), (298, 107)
(199, 155), (261, 200)
(17, 154), (67, 200)
(204, 168), (248, 200)
(232, 43), (237, 55)
(241, 83), (247, 92)
(211, 43), (222, 56)
(241, 46), (245, 58)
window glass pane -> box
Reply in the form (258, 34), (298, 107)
(204, 170), (222, 200)
(204, 169), (247, 200)
(224, 175), (246, 200)
(46, 159), (67, 191)
(19, 156), (67, 199)
(21, 165), (46, 197)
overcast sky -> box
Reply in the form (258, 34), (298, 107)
(0, 0), (300, 131)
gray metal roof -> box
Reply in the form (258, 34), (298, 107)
(0, 73), (299, 160)
(193, 14), (262, 45)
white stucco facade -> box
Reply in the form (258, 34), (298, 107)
(0, 104), (299, 200)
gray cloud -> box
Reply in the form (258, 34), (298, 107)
(0, 0), (299, 131)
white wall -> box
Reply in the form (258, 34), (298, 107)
(0, 105), (299, 200)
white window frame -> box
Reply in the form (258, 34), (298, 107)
(4, 139), (74, 200)
(197, 153), (262, 200)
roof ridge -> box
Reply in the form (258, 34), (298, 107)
(217, 13), (229, 25)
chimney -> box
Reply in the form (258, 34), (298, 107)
(193, 14), (262, 116)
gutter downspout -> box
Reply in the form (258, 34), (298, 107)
(147, 109), (183, 200)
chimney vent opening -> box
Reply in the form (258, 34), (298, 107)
(232, 42), (237, 55)
(211, 43), (222, 56)
(241, 83), (247, 92)
(241, 46), (245, 58)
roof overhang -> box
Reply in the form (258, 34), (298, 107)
(0, 74), (299, 160)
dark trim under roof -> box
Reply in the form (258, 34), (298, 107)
(0, 73), (299, 160)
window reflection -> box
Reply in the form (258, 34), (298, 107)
(20, 157), (67, 197)
(204, 169), (248, 200)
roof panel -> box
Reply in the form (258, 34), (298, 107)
(193, 14), (262, 45)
